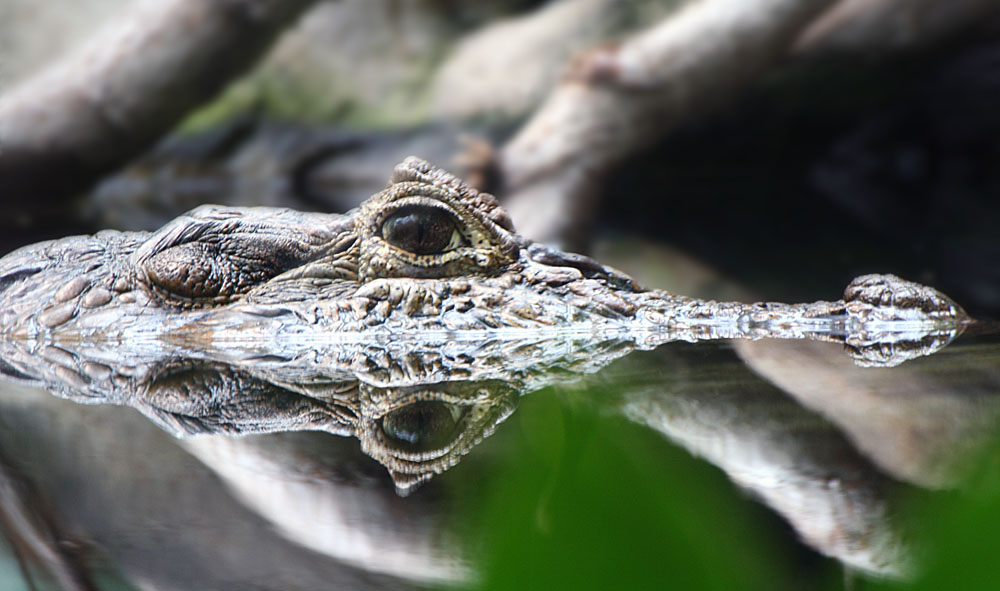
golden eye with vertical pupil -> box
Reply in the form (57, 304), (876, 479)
(381, 205), (466, 255)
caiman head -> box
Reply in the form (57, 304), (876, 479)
(0, 157), (645, 338)
(0, 157), (967, 367)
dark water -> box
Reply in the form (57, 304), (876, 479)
(1, 329), (999, 590)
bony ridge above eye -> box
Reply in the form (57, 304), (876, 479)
(381, 205), (466, 256)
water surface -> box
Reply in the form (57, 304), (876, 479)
(1, 328), (999, 590)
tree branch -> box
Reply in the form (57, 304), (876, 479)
(497, 0), (840, 246)
(797, 0), (1000, 54)
(0, 0), (317, 213)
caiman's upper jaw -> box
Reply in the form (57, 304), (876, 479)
(0, 154), (641, 340)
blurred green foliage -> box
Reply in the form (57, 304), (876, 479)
(866, 436), (1000, 591)
(456, 388), (833, 591)
(456, 382), (1000, 591)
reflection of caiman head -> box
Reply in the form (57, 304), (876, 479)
(0, 347), (521, 493)
(357, 380), (517, 493)
(143, 364), (519, 493)
(0, 326), (649, 493)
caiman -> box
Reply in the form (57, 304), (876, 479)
(0, 159), (980, 585)
(0, 157), (968, 368)
(0, 157), (976, 497)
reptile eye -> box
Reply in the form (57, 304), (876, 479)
(381, 206), (465, 255)
(381, 401), (460, 451)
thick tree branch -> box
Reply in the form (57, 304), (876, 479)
(0, 0), (317, 212)
(797, 0), (1000, 54)
(0, 456), (95, 590)
(498, 0), (840, 247)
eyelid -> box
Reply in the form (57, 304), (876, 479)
(377, 198), (454, 224)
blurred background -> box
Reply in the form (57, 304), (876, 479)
(2, 0), (1000, 315)
(2, 1), (1000, 589)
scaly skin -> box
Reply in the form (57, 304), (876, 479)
(0, 158), (968, 367)
(0, 324), (634, 492)
(0, 157), (977, 494)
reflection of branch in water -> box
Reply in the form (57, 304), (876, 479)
(2, 331), (998, 581)
(178, 434), (472, 585)
(736, 337), (1000, 488)
(609, 350), (913, 578)
(0, 452), (96, 591)
(0, 383), (420, 590)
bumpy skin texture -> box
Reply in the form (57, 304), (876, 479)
(0, 158), (975, 492)
(0, 326), (625, 493)
(0, 158), (968, 365)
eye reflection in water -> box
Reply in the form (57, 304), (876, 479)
(382, 401), (459, 449)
